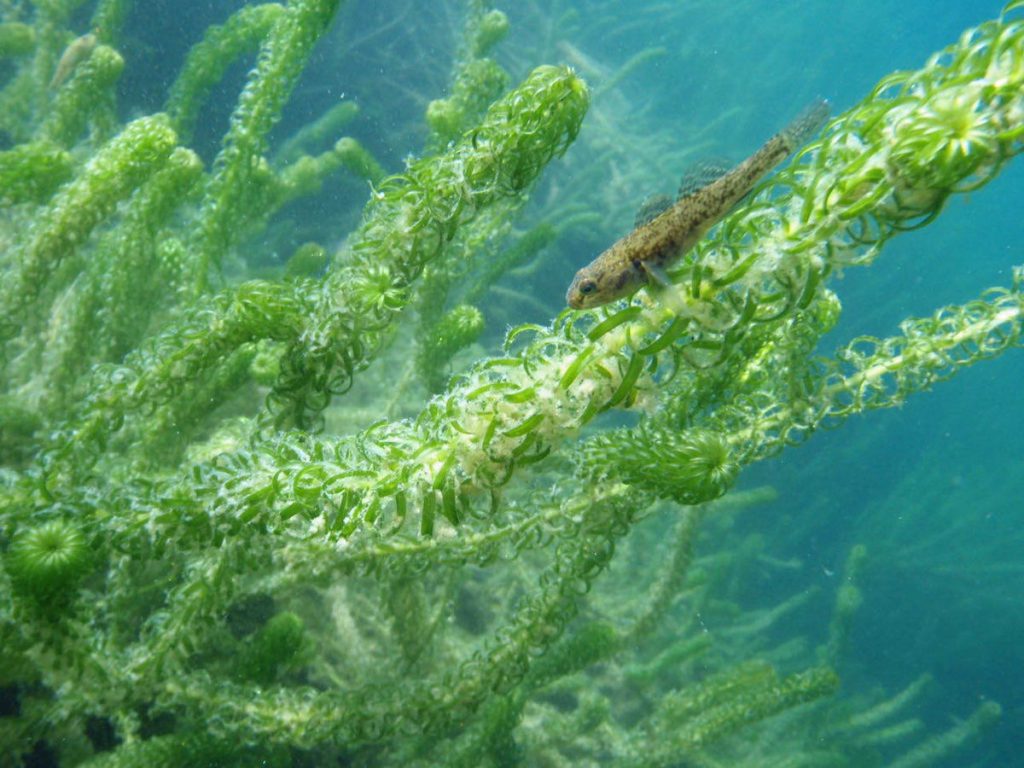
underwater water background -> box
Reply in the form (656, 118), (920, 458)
(3, 0), (1023, 765)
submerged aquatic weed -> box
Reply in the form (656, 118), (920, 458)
(0, 1), (1021, 766)
(5, 519), (91, 601)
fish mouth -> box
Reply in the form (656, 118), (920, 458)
(566, 283), (591, 309)
(566, 273), (598, 309)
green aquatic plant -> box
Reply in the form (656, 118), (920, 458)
(165, 3), (288, 143)
(0, 0), (1022, 766)
(4, 519), (91, 601)
(237, 610), (310, 685)
(192, 0), (341, 287)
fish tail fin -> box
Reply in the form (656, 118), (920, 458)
(781, 98), (830, 152)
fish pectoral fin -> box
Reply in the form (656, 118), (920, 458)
(640, 261), (672, 288)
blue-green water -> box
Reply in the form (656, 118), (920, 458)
(3, 0), (1022, 765)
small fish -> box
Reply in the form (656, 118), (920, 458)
(566, 99), (829, 309)
(50, 32), (97, 90)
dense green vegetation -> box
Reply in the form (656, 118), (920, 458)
(1, 0), (1020, 765)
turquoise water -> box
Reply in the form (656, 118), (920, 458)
(669, 3), (1024, 764)
(3, 1), (1022, 765)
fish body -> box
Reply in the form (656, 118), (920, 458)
(566, 100), (829, 309)
(50, 32), (97, 89)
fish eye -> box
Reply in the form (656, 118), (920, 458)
(578, 280), (597, 295)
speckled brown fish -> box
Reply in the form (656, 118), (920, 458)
(566, 99), (829, 309)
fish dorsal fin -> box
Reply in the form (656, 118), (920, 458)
(676, 158), (732, 199)
(634, 193), (674, 228)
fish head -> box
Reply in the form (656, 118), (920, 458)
(566, 258), (646, 309)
